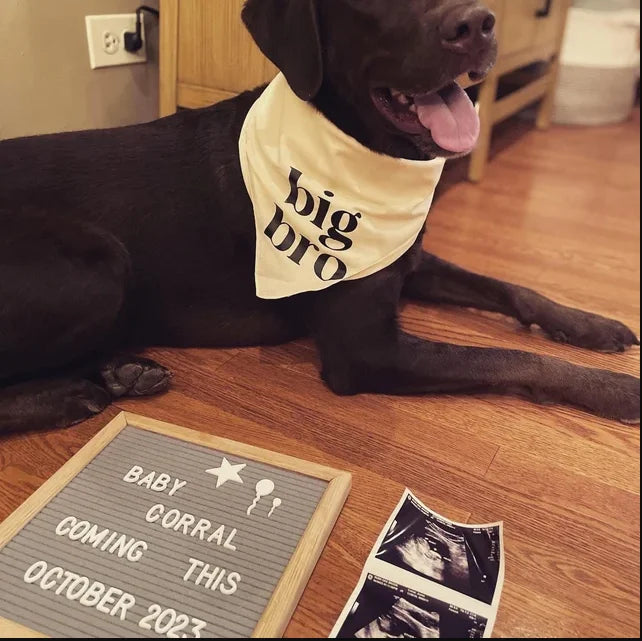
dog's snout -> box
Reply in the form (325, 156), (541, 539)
(440, 4), (496, 55)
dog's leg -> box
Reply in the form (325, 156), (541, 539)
(0, 211), (130, 382)
(313, 274), (640, 423)
(0, 378), (111, 433)
(0, 356), (171, 433)
(0, 211), (151, 431)
(403, 252), (639, 352)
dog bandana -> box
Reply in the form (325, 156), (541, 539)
(239, 73), (446, 299)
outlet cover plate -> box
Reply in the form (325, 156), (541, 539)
(85, 14), (147, 69)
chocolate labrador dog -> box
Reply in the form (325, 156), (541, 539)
(0, 0), (639, 432)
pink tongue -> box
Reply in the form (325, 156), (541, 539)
(415, 83), (480, 153)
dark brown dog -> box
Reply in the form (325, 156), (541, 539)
(0, 0), (639, 432)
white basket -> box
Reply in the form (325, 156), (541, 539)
(554, 64), (639, 125)
(553, 7), (640, 125)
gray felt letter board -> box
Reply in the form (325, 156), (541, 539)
(0, 412), (351, 638)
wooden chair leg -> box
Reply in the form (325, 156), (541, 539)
(536, 58), (561, 130)
(468, 73), (499, 183)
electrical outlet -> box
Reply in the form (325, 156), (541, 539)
(85, 14), (147, 69)
(103, 31), (120, 55)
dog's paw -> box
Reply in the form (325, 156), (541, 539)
(100, 356), (172, 398)
(572, 370), (640, 424)
(538, 308), (640, 353)
(63, 381), (111, 427)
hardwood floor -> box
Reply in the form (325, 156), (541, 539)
(1, 112), (639, 638)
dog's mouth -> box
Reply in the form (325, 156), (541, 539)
(370, 74), (484, 155)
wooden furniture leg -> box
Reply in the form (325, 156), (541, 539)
(468, 72), (500, 183)
(536, 57), (559, 130)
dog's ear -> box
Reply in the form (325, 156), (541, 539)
(242, 0), (323, 101)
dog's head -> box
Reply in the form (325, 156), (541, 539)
(242, 0), (497, 160)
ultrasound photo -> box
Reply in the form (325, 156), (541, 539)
(335, 575), (487, 639)
(331, 490), (504, 639)
(375, 495), (501, 604)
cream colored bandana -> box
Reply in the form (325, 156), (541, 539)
(239, 73), (446, 300)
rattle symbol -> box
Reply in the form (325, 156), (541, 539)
(246, 479), (275, 516)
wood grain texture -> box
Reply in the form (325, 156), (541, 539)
(499, 0), (567, 57)
(177, 83), (237, 109)
(176, 0), (276, 102)
(0, 112), (639, 637)
(0, 620), (46, 639)
(159, 0), (179, 116)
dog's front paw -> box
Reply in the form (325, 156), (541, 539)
(538, 307), (640, 353)
(101, 355), (172, 398)
(571, 369), (640, 424)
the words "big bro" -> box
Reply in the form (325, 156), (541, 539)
(264, 168), (362, 282)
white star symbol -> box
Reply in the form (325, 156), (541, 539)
(205, 457), (246, 488)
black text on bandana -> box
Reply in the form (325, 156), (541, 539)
(264, 167), (363, 284)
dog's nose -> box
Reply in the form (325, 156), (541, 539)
(440, 4), (496, 54)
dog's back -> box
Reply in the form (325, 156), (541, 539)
(1, 90), (258, 248)
(1, 88), (267, 327)
(0, 87), (292, 358)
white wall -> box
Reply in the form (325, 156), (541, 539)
(0, 0), (160, 139)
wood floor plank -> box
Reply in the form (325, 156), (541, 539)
(0, 407), (122, 519)
(140, 345), (240, 373)
(485, 448), (640, 533)
(492, 582), (641, 639)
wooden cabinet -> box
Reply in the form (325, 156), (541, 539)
(159, 0), (570, 181)
(500, 0), (567, 59)
(160, 0), (276, 116)
(469, 0), (571, 181)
